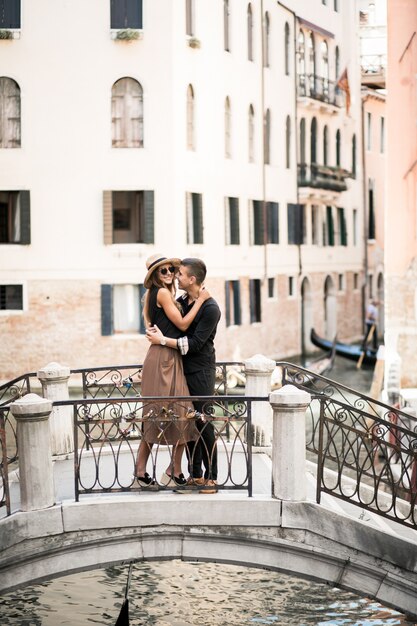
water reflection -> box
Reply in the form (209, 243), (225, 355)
(0, 561), (412, 625)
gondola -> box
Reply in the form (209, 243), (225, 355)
(310, 328), (377, 367)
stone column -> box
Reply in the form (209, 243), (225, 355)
(245, 354), (276, 446)
(10, 393), (55, 511)
(38, 362), (74, 456)
(269, 384), (311, 501)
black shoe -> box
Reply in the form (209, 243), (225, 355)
(174, 473), (187, 486)
(136, 472), (156, 488)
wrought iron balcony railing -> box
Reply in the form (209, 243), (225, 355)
(298, 162), (349, 192)
(297, 73), (344, 107)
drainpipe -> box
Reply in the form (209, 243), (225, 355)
(361, 92), (368, 330)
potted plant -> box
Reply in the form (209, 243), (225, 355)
(0, 30), (13, 40)
(115, 28), (140, 41)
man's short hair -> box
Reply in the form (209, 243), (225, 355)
(181, 258), (207, 285)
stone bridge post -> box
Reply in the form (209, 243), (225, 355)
(10, 393), (55, 511)
(245, 354), (276, 446)
(38, 362), (73, 456)
(269, 384), (311, 500)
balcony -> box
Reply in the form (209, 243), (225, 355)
(297, 74), (344, 109)
(298, 163), (349, 193)
(361, 54), (386, 89)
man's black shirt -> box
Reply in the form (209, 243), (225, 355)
(177, 294), (221, 375)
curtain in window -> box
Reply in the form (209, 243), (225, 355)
(113, 285), (140, 332)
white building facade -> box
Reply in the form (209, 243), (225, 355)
(0, 0), (364, 379)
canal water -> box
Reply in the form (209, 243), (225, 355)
(1, 357), (414, 625)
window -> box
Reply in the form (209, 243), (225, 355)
(353, 209), (358, 246)
(323, 125), (328, 165)
(225, 97), (232, 158)
(186, 192), (204, 244)
(0, 1), (21, 28)
(0, 191), (30, 244)
(186, 84), (195, 150)
(288, 277), (294, 297)
(247, 3), (253, 61)
(285, 22), (290, 75)
(338, 274), (344, 291)
(111, 0), (143, 29)
(337, 207), (347, 246)
(101, 283), (146, 335)
(308, 32), (315, 76)
(310, 117), (317, 164)
(250, 200), (264, 245)
(186, 0), (194, 36)
(351, 134), (357, 177)
(225, 197), (240, 245)
(367, 112), (372, 150)
(298, 31), (306, 88)
(368, 274), (374, 299)
(268, 277), (276, 298)
(321, 40), (329, 83)
(266, 202), (279, 243)
(225, 280), (241, 326)
(263, 12), (270, 67)
(0, 284), (23, 310)
(248, 104), (255, 162)
(103, 190), (154, 244)
(286, 115), (291, 168)
(336, 129), (341, 167)
(334, 0), (339, 11)
(249, 279), (261, 322)
(111, 78), (143, 148)
(0, 77), (21, 148)
(380, 116), (385, 153)
(353, 273), (359, 290)
(264, 109), (271, 164)
(311, 205), (321, 245)
(300, 118), (306, 163)
(326, 206), (335, 246)
(224, 0), (230, 51)
(287, 203), (304, 244)
(335, 46), (340, 87)
(368, 179), (375, 240)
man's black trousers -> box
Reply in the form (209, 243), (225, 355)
(185, 368), (218, 480)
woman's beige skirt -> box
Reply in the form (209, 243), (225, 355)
(141, 344), (198, 445)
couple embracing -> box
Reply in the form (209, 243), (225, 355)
(135, 254), (221, 494)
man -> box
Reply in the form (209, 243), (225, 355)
(363, 299), (379, 350)
(146, 258), (221, 493)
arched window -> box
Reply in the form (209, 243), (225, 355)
(247, 4), (253, 61)
(0, 77), (21, 149)
(335, 46), (340, 82)
(298, 30), (306, 94)
(186, 84), (195, 150)
(336, 129), (341, 166)
(248, 104), (255, 162)
(308, 32), (315, 76)
(264, 109), (271, 164)
(225, 97), (231, 158)
(263, 12), (270, 67)
(351, 134), (357, 177)
(310, 117), (317, 164)
(323, 125), (328, 165)
(286, 115), (291, 169)
(321, 40), (329, 80)
(285, 22), (290, 75)
(224, 0), (230, 51)
(111, 78), (143, 148)
(300, 118), (306, 163)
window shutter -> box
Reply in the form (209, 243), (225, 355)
(341, 210), (347, 246)
(233, 280), (241, 325)
(225, 281), (231, 327)
(19, 190), (30, 244)
(230, 197), (240, 244)
(287, 203), (295, 244)
(143, 190), (154, 243)
(193, 193), (203, 243)
(267, 202), (279, 244)
(253, 200), (264, 245)
(103, 191), (113, 244)
(138, 283), (146, 334)
(0, 0), (20, 28)
(327, 206), (335, 246)
(126, 0), (143, 28)
(101, 284), (113, 336)
(249, 279), (255, 323)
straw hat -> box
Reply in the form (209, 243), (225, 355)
(143, 253), (181, 289)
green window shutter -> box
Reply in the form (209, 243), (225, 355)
(101, 284), (113, 336)
(327, 206), (335, 246)
(267, 202), (279, 244)
(253, 200), (264, 245)
(233, 280), (242, 325)
(230, 197), (240, 245)
(138, 283), (146, 334)
(193, 193), (203, 243)
(143, 190), (154, 243)
(19, 190), (31, 245)
(225, 281), (231, 327)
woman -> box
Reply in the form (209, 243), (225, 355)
(135, 253), (210, 488)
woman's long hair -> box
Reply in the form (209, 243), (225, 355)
(142, 271), (181, 328)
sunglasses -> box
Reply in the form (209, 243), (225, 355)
(159, 266), (176, 275)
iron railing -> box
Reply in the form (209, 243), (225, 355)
(53, 394), (256, 499)
(297, 73), (343, 107)
(0, 409), (10, 516)
(297, 163), (349, 192)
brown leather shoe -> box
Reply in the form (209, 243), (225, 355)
(199, 479), (218, 494)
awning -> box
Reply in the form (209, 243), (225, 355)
(298, 17), (334, 39)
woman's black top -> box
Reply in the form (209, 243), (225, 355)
(148, 287), (182, 339)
